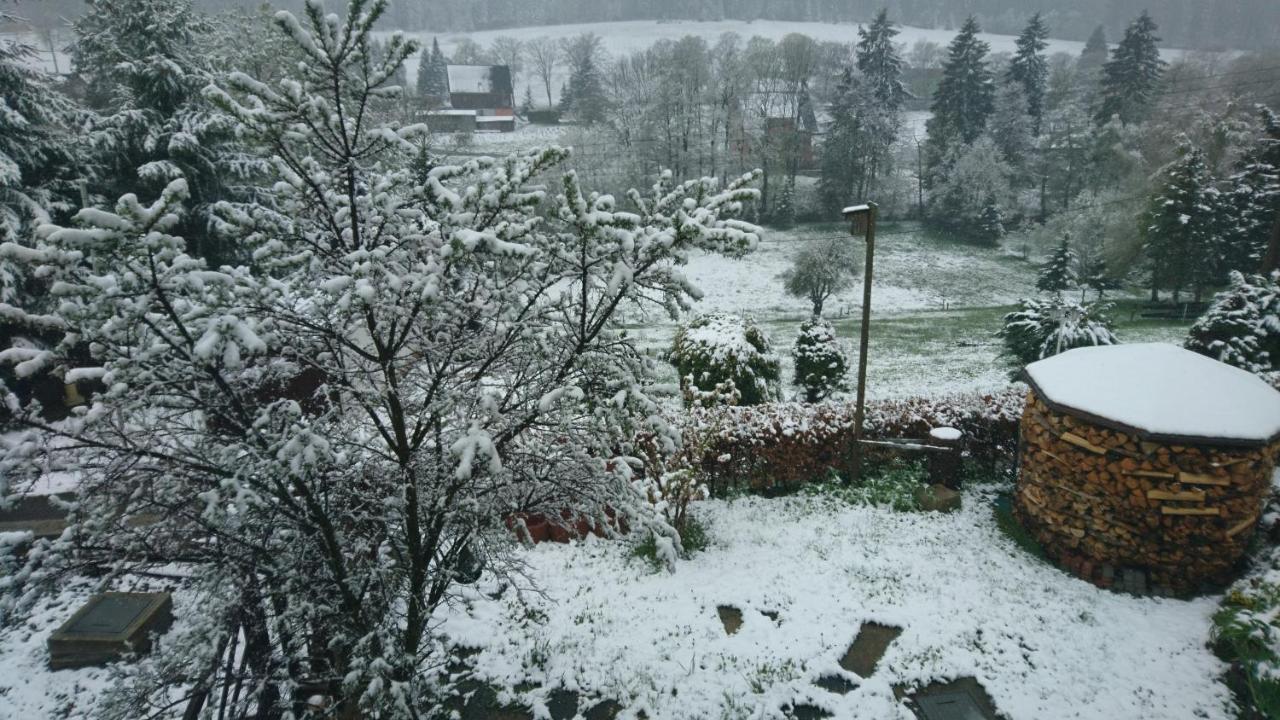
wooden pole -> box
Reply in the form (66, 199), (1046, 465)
(850, 202), (877, 483)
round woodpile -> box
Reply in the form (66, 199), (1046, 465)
(1013, 344), (1280, 596)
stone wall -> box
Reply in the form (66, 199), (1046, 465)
(1014, 391), (1278, 595)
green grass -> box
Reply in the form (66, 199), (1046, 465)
(802, 460), (925, 512)
(633, 516), (711, 571)
(993, 493), (1048, 563)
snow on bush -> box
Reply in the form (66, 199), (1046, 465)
(0, 2), (762, 717)
(667, 387), (1026, 493)
(999, 296), (1118, 367)
(669, 312), (781, 406)
(1185, 270), (1280, 376)
(792, 317), (849, 402)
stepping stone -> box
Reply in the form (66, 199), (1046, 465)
(916, 484), (961, 513)
(547, 688), (579, 720)
(584, 699), (624, 720)
(814, 674), (858, 695)
(784, 703), (833, 719)
(47, 592), (172, 669)
(716, 605), (743, 635)
(903, 677), (1002, 720)
(839, 622), (902, 678)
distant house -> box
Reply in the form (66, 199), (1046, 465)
(421, 64), (516, 133)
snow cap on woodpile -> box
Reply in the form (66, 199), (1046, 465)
(1022, 343), (1280, 446)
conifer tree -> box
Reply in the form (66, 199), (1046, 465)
(1038, 235), (1078, 293)
(818, 68), (863, 215)
(990, 83), (1034, 175)
(1095, 12), (1165, 127)
(1006, 13), (1049, 135)
(1222, 106), (1280, 272)
(560, 32), (607, 125)
(417, 36), (449, 101)
(1079, 25), (1109, 75)
(979, 193), (1006, 244)
(856, 8), (906, 110)
(1143, 137), (1220, 302)
(1185, 270), (1280, 375)
(926, 17), (995, 153)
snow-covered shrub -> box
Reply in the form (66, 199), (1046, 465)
(792, 317), (848, 402)
(1185, 270), (1280, 375)
(1000, 296), (1119, 367)
(1212, 539), (1280, 718)
(669, 313), (780, 406)
(0, 2), (761, 716)
(669, 387), (1025, 493)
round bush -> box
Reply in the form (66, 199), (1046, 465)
(792, 318), (848, 402)
(669, 313), (781, 406)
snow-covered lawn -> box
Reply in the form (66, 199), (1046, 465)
(441, 492), (1233, 720)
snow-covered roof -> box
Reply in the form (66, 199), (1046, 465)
(1023, 343), (1280, 446)
(446, 64), (511, 95)
(842, 204), (872, 215)
(429, 109), (477, 116)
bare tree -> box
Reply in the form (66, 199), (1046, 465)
(490, 35), (524, 94)
(526, 35), (560, 109)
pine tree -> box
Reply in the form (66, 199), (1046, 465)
(773, 175), (796, 228)
(1222, 106), (1280, 273)
(1185, 270), (1280, 375)
(926, 17), (995, 155)
(852, 9), (905, 199)
(1144, 137), (1220, 302)
(817, 68), (863, 215)
(978, 193), (1006, 244)
(1095, 12), (1165, 127)
(792, 318), (848, 402)
(989, 83), (1034, 174)
(856, 9), (906, 111)
(1038, 235), (1079, 293)
(1000, 296), (1118, 367)
(1006, 13), (1049, 135)
(417, 36), (449, 101)
(560, 33), (607, 125)
(1079, 25), (1108, 75)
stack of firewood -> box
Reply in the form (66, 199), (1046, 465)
(1014, 391), (1278, 595)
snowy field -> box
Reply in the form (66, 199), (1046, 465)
(438, 492), (1233, 720)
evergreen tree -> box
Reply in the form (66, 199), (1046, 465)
(989, 83), (1034, 175)
(925, 17), (995, 156)
(73, 0), (244, 262)
(852, 8), (905, 199)
(1143, 137), (1220, 302)
(1037, 235), (1079, 293)
(1185, 270), (1280, 375)
(817, 68), (863, 215)
(1079, 25), (1109, 75)
(1000, 296), (1118, 368)
(560, 33), (607, 125)
(978, 193), (1006, 243)
(856, 8), (906, 111)
(0, 27), (81, 248)
(792, 318), (848, 402)
(417, 36), (449, 101)
(1006, 13), (1050, 135)
(1095, 12), (1165, 127)
(1222, 106), (1280, 273)
(772, 176), (796, 228)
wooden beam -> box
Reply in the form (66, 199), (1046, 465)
(1126, 470), (1177, 479)
(1226, 515), (1259, 539)
(1061, 432), (1107, 455)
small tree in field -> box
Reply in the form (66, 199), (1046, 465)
(0, 1), (761, 717)
(1185, 270), (1280, 375)
(1037, 235), (1078, 294)
(792, 317), (848, 402)
(669, 313), (780, 406)
(781, 235), (861, 316)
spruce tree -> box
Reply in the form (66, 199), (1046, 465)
(818, 68), (864, 216)
(1037, 235), (1078, 293)
(1006, 13), (1049, 135)
(990, 83), (1034, 175)
(1185, 270), (1280, 375)
(560, 33), (607, 125)
(925, 17), (994, 173)
(1095, 12), (1165, 127)
(979, 194), (1006, 244)
(417, 37), (449, 101)
(1222, 106), (1280, 273)
(1143, 137), (1219, 302)
(1079, 25), (1108, 75)
(856, 9), (906, 111)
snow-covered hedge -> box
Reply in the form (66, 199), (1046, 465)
(669, 313), (781, 406)
(792, 317), (848, 402)
(670, 386), (1026, 493)
(1185, 270), (1280, 376)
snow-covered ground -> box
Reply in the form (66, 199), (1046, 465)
(439, 492), (1233, 720)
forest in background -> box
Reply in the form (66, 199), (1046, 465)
(5, 0), (1280, 51)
